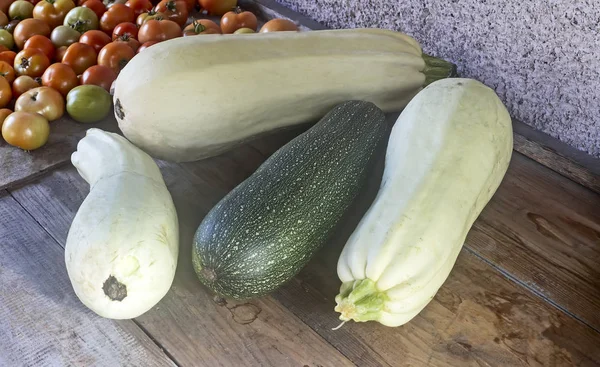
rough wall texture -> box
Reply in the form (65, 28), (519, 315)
(275, 0), (600, 157)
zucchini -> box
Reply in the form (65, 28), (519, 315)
(192, 100), (388, 299)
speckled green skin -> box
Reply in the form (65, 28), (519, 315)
(192, 100), (388, 300)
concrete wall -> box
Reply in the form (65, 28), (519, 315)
(275, 0), (600, 157)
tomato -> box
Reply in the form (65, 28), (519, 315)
(41, 62), (77, 96)
(0, 10), (7, 26)
(4, 19), (20, 34)
(9, 1), (34, 20)
(0, 50), (15, 65)
(14, 48), (50, 77)
(63, 6), (99, 33)
(136, 39), (156, 53)
(2, 111), (50, 150)
(0, 1), (9, 16)
(24, 0), (44, 5)
(183, 19), (220, 36)
(0, 44), (7, 52)
(50, 25), (80, 48)
(124, 0), (151, 17)
(0, 28), (13, 48)
(24, 35), (55, 61)
(0, 74), (10, 107)
(80, 64), (114, 91)
(81, 0), (105, 18)
(114, 34), (139, 52)
(112, 21), (137, 40)
(100, 4), (134, 34)
(220, 7), (256, 34)
(15, 86), (64, 121)
(180, 0), (193, 12)
(102, 0), (126, 8)
(198, 0), (235, 16)
(66, 84), (110, 122)
(0, 60), (15, 83)
(79, 29), (110, 53)
(155, 0), (187, 27)
(97, 41), (133, 73)
(138, 18), (180, 44)
(259, 19), (298, 33)
(55, 45), (67, 61)
(12, 74), (40, 98)
(13, 18), (51, 49)
(62, 42), (96, 75)
(0, 107), (11, 125)
(33, 0), (76, 28)
(135, 9), (161, 26)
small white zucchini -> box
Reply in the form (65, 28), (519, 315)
(334, 78), (513, 327)
(113, 28), (456, 162)
(65, 128), (179, 319)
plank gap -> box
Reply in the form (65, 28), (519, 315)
(131, 319), (182, 367)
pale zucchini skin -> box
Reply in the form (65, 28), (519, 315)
(335, 78), (513, 327)
(113, 28), (454, 163)
(192, 101), (388, 300)
(65, 129), (179, 320)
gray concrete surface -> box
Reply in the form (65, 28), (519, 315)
(275, 0), (600, 157)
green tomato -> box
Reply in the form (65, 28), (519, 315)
(234, 28), (256, 34)
(50, 25), (80, 48)
(8, 1), (34, 21)
(67, 85), (112, 123)
(63, 7), (99, 33)
(0, 29), (13, 49)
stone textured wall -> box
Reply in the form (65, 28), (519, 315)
(275, 0), (600, 157)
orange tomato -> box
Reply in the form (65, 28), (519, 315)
(97, 41), (134, 74)
(32, 0), (76, 28)
(24, 35), (56, 62)
(79, 29), (112, 53)
(13, 18), (51, 49)
(137, 18), (181, 44)
(41, 63), (78, 96)
(62, 42), (97, 75)
(0, 107), (11, 129)
(2, 111), (50, 150)
(15, 86), (65, 121)
(198, 0), (235, 16)
(14, 48), (50, 77)
(80, 64), (115, 91)
(183, 19), (221, 36)
(0, 76), (10, 108)
(0, 60), (15, 84)
(100, 4), (135, 35)
(0, 50), (15, 65)
(12, 75), (41, 99)
(220, 7), (256, 34)
(259, 18), (298, 33)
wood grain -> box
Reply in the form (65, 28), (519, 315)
(9, 153), (354, 367)
(469, 153), (600, 331)
(0, 191), (176, 367)
(0, 115), (118, 191)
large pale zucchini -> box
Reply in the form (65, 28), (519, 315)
(65, 128), (179, 319)
(113, 28), (455, 162)
(334, 78), (513, 327)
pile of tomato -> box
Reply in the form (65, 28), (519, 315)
(0, 0), (299, 151)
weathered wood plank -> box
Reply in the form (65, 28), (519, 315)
(9, 152), (354, 367)
(469, 153), (600, 330)
(0, 116), (118, 191)
(0, 191), (176, 367)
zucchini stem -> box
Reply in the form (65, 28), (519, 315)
(334, 279), (388, 323)
(422, 54), (458, 86)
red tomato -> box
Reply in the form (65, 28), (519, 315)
(183, 19), (221, 36)
(82, 0), (106, 18)
(0, 50), (15, 65)
(220, 7), (257, 34)
(62, 42), (97, 75)
(198, 0), (235, 16)
(13, 18), (51, 49)
(14, 48), (50, 77)
(112, 22), (137, 40)
(115, 34), (139, 52)
(0, 60), (15, 84)
(12, 75), (41, 99)
(41, 63), (78, 96)
(155, 0), (187, 27)
(100, 4), (134, 35)
(97, 41), (134, 74)
(55, 45), (68, 62)
(24, 35), (56, 62)
(138, 18), (181, 44)
(79, 29), (111, 53)
(80, 64), (115, 91)
(136, 40), (157, 53)
(124, 0), (152, 17)
(32, 0), (76, 29)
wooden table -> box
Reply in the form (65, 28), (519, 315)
(2, 1), (600, 366)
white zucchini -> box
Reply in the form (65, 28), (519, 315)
(113, 28), (456, 162)
(65, 128), (179, 319)
(334, 78), (513, 327)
